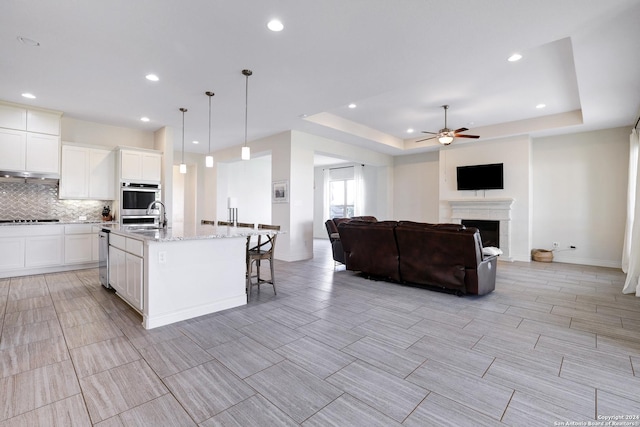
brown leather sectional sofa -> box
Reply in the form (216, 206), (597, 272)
(324, 216), (378, 265)
(337, 219), (498, 295)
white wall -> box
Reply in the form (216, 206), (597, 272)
(312, 163), (383, 238)
(62, 117), (154, 149)
(216, 156), (271, 226)
(438, 136), (533, 262)
(393, 151), (440, 222)
(532, 127), (629, 267)
(391, 127), (629, 267)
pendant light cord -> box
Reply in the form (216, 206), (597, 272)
(244, 74), (249, 147)
(180, 107), (187, 164)
(208, 95), (212, 153)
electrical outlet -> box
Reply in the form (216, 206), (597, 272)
(552, 242), (559, 249)
(78, 215), (87, 221)
(158, 251), (167, 264)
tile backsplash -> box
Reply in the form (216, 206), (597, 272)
(0, 181), (112, 221)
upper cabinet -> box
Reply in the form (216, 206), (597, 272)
(119, 148), (162, 183)
(0, 101), (61, 176)
(0, 104), (27, 130)
(26, 109), (61, 135)
(59, 143), (115, 200)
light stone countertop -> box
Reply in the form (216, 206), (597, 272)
(0, 220), (117, 226)
(102, 223), (279, 243)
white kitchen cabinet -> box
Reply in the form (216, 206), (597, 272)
(0, 128), (27, 171)
(0, 104), (27, 130)
(25, 234), (63, 267)
(64, 234), (93, 264)
(60, 144), (115, 200)
(25, 133), (59, 174)
(0, 237), (26, 270)
(0, 129), (59, 175)
(125, 252), (143, 311)
(0, 224), (99, 278)
(109, 245), (126, 293)
(26, 109), (61, 135)
(89, 148), (115, 199)
(92, 232), (100, 262)
(0, 101), (61, 176)
(59, 145), (89, 198)
(109, 233), (144, 311)
(64, 224), (95, 264)
(120, 149), (161, 183)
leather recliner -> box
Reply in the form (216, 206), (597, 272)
(337, 219), (498, 295)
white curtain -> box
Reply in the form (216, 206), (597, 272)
(322, 168), (331, 222)
(622, 128), (640, 295)
(353, 164), (365, 216)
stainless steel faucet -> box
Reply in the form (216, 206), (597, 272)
(146, 200), (167, 228)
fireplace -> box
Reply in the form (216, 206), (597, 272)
(447, 198), (514, 261)
(462, 220), (500, 248)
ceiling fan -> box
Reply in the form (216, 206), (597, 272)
(416, 105), (480, 145)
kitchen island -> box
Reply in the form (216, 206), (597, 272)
(103, 223), (269, 329)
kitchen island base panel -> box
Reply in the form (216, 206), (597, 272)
(143, 294), (246, 329)
(144, 237), (247, 329)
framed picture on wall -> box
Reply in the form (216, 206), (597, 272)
(272, 180), (289, 203)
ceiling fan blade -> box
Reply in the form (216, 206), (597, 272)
(454, 134), (480, 139)
(416, 136), (437, 142)
(453, 127), (468, 133)
(421, 131), (438, 134)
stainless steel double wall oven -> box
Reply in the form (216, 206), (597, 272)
(120, 182), (161, 226)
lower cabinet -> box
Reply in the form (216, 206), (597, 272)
(109, 234), (144, 312)
(0, 224), (99, 278)
(64, 224), (97, 264)
(25, 235), (63, 267)
(125, 253), (143, 311)
(0, 237), (26, 270)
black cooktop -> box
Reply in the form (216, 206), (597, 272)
(0, 219), (60, 223)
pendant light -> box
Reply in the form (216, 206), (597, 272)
(205, 91), (214, 168)
(241, 69), (252, 160)
(179, 107), (187, 174)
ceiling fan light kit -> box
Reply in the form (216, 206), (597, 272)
(417, 105), (480, 145)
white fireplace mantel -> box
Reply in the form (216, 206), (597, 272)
(447, 198), (515, 261)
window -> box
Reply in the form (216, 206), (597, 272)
(330, 178), (355, 218)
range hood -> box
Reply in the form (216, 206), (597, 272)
(0, 170), (59, 184)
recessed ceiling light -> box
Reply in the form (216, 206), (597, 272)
(508, 53), (522, 62)
(140, 117), (150, 122)
(407, 128), (414, 133)
(536, 103), (546, 109)
(298, 114), (308, 118)
(21, 93), (36, 99)
(17, 36), (40, 47)
(192, 140), (199, 144)
(267, 19), (284, 32)
(348, 103), (357, 109)
(145, 74), (159, 82)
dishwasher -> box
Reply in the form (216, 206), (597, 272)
(98, 229), (112, 289)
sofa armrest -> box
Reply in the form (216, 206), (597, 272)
(473, 256), (497, 295)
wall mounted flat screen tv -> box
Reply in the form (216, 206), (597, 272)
(456, 163), (504, 190)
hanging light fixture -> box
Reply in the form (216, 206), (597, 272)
(241, 69), (252, 160)
(205, 91), (214, 168)
(179, 107), (187, 173)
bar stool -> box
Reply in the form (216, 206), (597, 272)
(246, 224), (280, 299)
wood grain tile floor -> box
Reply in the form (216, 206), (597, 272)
(1, 239), (640, 425)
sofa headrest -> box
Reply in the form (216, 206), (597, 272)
(397, 221), (466, 231)
(338, 219), (396, 229)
